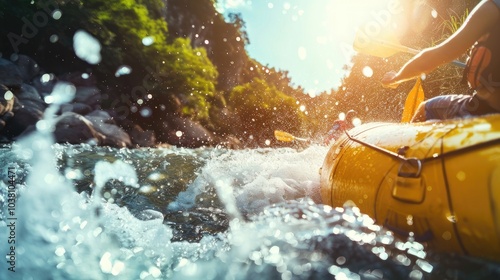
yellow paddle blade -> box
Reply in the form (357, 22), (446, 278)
(274, 130), (308, 142)
(401, 78), (425, 123)
(274, 130), (296, 142)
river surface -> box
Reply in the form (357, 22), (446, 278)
(1, 139), (500, 279)
(1, 100), (500, 279)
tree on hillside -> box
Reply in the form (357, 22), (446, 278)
(228, 78), (305, 146)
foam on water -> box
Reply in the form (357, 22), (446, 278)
(168, 146), (326, 215)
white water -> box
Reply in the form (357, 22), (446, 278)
(2, 84), (498, 279)
(0, 83), (339, 279)
(0, 132), (333, 279)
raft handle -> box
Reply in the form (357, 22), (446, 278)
(398, 158), (422, 178)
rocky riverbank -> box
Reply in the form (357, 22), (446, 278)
(0, 54), (241, 149)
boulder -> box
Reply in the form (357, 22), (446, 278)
(161, 116), (215, 148)
(53, 112), (104, 145)
(0, 85), (15, 119)
(0, 58), (23, 88)
(11, 54), (40, 82)
(73, 86), (101, 108)
(92, 122), (132, 148)
(3, 106), (44, 138)
(85, 109), (114, 123)
(117, 118), (156, 147)
(60, 103), (93, 115)
(31, 74), (57, 98)
(0, 83), (48, 137)
(85, 111), (132, 148)
(16, 83), (46, 112)
(128, 124), (156, 147)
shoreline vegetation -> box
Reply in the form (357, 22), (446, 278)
(0, 0), (476, 149)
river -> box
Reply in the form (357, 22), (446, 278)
(1, 95), (500, 279)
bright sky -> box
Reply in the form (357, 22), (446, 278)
(216, 0), (404, 96)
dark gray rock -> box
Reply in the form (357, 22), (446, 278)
(3, 106), (44, 138)
(16, 83), (46, 112)
(162, 116), (215, 148)
(53, 112), (104, 145)
(11, 54), (40, 82)
(128, 124), (156, 147)
(0, 85), (15, 118)
(60, 103), (93, 115)
(31, 74), (57, 98)
(85, 111), (131, 148)
(73, 86), (101, 108)
(0, 58), (23, 87)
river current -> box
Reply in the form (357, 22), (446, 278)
(1, 89), (500, 280)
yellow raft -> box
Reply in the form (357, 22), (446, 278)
(320, 114), (500, 261)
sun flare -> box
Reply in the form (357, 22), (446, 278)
(328, 0), (404, 43)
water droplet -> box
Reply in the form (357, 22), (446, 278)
(431, 9), (438, 18)
(52, 9), (62, 20)
(362, 66), (373, 77)
(115, 65), (132, 77)
(49, 34), (59, 43)
(140, 107), (152, 117)
(40, 73), (54, 83)
(142, 36), (155, 46)
(73, 30), (102, 64)
(55, 246), (66, 256)
(4, 90), (13, 101)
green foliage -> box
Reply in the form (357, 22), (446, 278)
(74, 0), (169, 73)
(159, 38), (218, 121)
(0, 0), (308, 145)
(229, 78), (304, 144)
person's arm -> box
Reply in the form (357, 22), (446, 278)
(382, 0), (500, 88)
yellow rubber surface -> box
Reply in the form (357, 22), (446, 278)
(320, 114), (500, 261)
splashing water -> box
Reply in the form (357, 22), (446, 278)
(1, 86), (500, 279)
(73, 30), (102, 65)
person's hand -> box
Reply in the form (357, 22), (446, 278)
(381, 71), (400, 89)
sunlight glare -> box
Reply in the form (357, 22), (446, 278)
(298, 47), (307, 60)
(328, 0), (403, 44)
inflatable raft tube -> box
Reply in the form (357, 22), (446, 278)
(320, 114), (500, 261)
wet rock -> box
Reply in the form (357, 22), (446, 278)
(128, 124), (156, 147)
(217, 134), (242, 149)
(85, 109), (114, 123)
(0, 83), (46, 138)
(86, 111), (132, 148)
(0, 58), (23, 87)
(73, 86), (101, 109)
(60, 103), (93, 115)
(16, 83), (46, 112)
(92, 122), (132, 148)
(162, 116), (215, 148)
(11, 54), (40, 82)
(53, 112), (104, 144)
(118, 118), (156, 147)
(4, 106), (44, 138)
(31, 74), (57, 98)
(0, 85), (15, 120)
